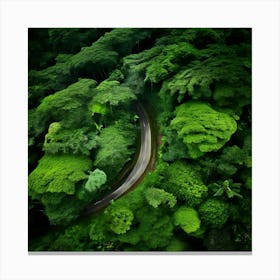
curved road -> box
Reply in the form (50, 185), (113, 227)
(83, 102), (152, 215)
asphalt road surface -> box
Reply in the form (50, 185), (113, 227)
(83, 102), (152, 215)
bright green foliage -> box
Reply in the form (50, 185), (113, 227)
(105, 206), (134, 235)
(171, 102), (237, 158)
(174, 206), (201, 234)
(34, 79), (97, 134)
(92, 80), (136, 109)
(94, 123), (136, 179)
(199, 198), (229, 228)
(145, 187), (176, 208)
(29, 154), (92, 195)
(85, 169), (107, 193)
(91, 102), (108, 115)
(144, 43), (199, 84)
(107, 69), (125, 82)
(163, 161), (208, 206)
(43, 122), (98, 155)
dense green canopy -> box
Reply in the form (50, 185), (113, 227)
(28, 28), (251, 252)
(171, 102), (237, 158)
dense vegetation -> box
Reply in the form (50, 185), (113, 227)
(28, 28), (251, 251)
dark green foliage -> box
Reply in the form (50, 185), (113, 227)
(28, 29), (56, 70)
(49, 224), (92, 251)
(204, 228), (235, 251)
(216, 145), (246, 176)
(171, 102), (237, 158)
(166, 238), (188, 251)
(174, 206), (201, 234)
(199, 198), (229, 229)
(42, 194), (86, 225)
(48, 28), (105, 54)
(160, 126), (189, 161)
(28, 63), (74, 108)
(69, 28), (152, 80)
(117, 207), (174, 250)
(209, 179), (243, 199)
(28, 28), (251, 252)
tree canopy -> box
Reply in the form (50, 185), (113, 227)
(171, 102), (237, 158)
(28, 28), (251, 252)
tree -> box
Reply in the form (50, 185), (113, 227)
(29, 154), (92, 196)
(145, 187), (176, 208)
(162, 161), (208, 206)
(48, 28), (105, 54)
(171, 102), (237, 158)
(174, 206), (201, 234)
(50, 224), (92, 251)
(215, 145), (246, 176)
(117, 207), (174, 250)
(43, 122), (98, 155)
(28, 28), (251, 251)
(144, 42), (199, 84)
(199, 198), (229, 229)
(28, 154), (92, 225)
(42, 193), (86, 225)
(28, 62), (74, 108)
(84, 169), (107, 193)
(34, 79), (97, 135)
(92, 80), (136, 112)
(94, 123), (136, 180)
(105, 206), (134, 235)
(69, 28), (153, 80)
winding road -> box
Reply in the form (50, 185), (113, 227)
(83, 102), (152, 215)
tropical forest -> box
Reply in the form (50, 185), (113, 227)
(28, 28), (252, 251)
